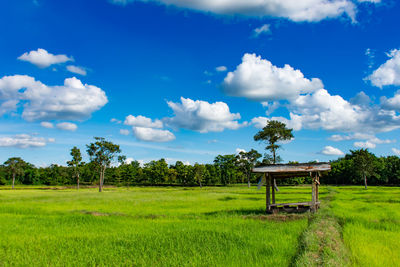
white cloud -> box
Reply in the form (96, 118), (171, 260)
(18, 48), (72, 68)
(0, 75), (108, 122)
(111, 118), (122, 124)
(329, 133), (394, 147)
(120, 129), (130, 135)
(251, 114), (302, 131)
(350, 91), (371, 106)
(40, 121), (54, 129)
(223, 53), (323, 102)
(66, 65), (87, 76)
(124, 115), (163, 128)
(253, 24), (271, 37)
(365, 48), (375, 69)
(133, 127), (175, 142)
(354, 141), (376, 149)
(366, 49), (400, 88)
(288, 89), (400, 133)
(320, 146), (344, 156)
(0, 134), (53, 148)
(111, 0), (357, 22)
(234, 55), (400, 135)
(0, 100), (18, 115)
(165, 97), (245, 133)
(329, 133), (374, 141)
(56, 122), (78, 131)
(358, 0), (381, 3)
(381, 90), (400, 111)
(216, 66), (227, 72)
(392, 148), (400, 155)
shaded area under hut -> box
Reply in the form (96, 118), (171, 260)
(253, 163), (331, 214)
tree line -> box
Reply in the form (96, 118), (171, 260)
(1, 122), (399, 188)
(1, 146), (400, 188)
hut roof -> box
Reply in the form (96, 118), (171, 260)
(252, 162), (331, 179)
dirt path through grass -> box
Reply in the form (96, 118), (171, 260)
(292, 188), (350, 267)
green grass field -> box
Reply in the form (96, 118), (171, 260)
(0, 185), (398, 266)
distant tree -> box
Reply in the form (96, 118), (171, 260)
(214, 154), (237, 185)
(236, 149), (262, 188)
(351, 149), (376, 189)
(86, 137), (121, 192)
(144, 159), (169, 184)
(67, 147), (83, 190)
(4, 157), (26, 189)
(254, 120), (293, 191)
(193, 163), (205, 188)
(174, 161), (190, 185)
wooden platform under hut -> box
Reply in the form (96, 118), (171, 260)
(252, 163), (331, 214)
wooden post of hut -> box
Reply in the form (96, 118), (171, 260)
(253, 163), (331, 214)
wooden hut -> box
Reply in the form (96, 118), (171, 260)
(252, 163), (331, 213)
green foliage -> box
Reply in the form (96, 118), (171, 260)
(213, 154), (237, 185)
(236, 149), (262, 187)
(86, 137), (121, 191)
(254, 120), (293, 164)
(67, 146), (83, 188)
(4, 157), (27, 188)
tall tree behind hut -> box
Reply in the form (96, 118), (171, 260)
(254, 120), (293, 191)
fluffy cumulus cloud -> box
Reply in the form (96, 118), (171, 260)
(380, 90), (400, 112)
(132, 127), (175, 142)
(56, 122), (78, 131)
(320, 146), (344, 156)
(165, 97), (245, 133)
(366, 49), (400, 88)
(111, 0), (358, 22)
(271, 89), (400, 134)
(124, 115), (163, 128)
(0, 134), (54, 148)
(66, 65), (87, 76)
(18, 48), (72, 68)
(223, 53), (323, 102)
(0, 99), (18, 115)
(0, 75), (108, 122)
(225, 54), (400, 135)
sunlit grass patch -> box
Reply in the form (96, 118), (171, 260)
(0, 186), (309, 266)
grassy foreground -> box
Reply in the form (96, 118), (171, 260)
(330, 187), (400, 267)
(0, 185), (399, 266)
(0, 186), (312, 266)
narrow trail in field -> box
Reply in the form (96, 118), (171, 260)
(290, 188), (350, 267)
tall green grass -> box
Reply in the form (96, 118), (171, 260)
(1, 185), (398, 266)
(0, 186), (310, 266)
(329, 186), (400, 267)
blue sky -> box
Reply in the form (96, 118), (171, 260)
(1, 0), (400, 166)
